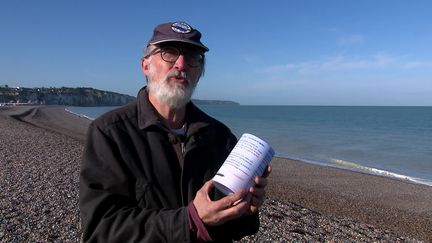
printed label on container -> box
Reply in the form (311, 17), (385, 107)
(213, 133), (275, 195)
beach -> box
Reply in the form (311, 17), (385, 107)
(1, 106), (431, 242)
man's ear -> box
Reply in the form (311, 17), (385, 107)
(142, 58), (150, 76)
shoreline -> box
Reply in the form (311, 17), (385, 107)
(0, 105), (91, 142)
(276, 155), (432, 188)
(64, 108), (95, 121)
(1, 105), (431, 241)
(66, 105), (432, 188)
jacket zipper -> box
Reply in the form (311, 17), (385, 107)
(181, 142), (185, 154)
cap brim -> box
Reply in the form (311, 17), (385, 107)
(149, 39), (209, 52)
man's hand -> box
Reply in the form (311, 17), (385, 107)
(193, 180), (250, 226)
(193, 165), (272, 225)
(246, 165), (272, 215)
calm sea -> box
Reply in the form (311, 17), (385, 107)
(67, 105), (432, 186)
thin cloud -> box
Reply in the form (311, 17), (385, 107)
(260, 54), (432, 74)
(338, 34), (365, 46)
(402, 61), (432, 69)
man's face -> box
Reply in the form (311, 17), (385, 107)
(142, 43), (204, 108)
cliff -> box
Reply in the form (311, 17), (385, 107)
(192, 99), (239, 105)
(0, 86), (136, 106)
(0, 85), (240, 106)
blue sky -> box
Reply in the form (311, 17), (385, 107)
(1, 1), (431, 105)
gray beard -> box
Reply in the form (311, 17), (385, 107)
(147, 69), (196, 109)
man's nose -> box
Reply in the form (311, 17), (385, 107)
(173, 54), (186, 70)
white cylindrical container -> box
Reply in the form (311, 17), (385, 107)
(213, 133), (275, 195)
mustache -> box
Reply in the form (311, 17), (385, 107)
(167, 70), (188, 82)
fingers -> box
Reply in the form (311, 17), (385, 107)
(249, 165), (271, 202)
(193, 180), (250, 226)
(217, 189), (247, 209)
(212, 198), (249, 222)
(249, 185), (265, 198)
(262, 165), (272, 178)
(202, 180), (214, 192)
(194, 168), (272, 226)
(246, 169), (271, 213)
(251, 195), (264, 208)
(195, 180), (213, 202)
(246, 186), (265, 215)
(253, 175), (268, 188)
(249, 185), (265, 205)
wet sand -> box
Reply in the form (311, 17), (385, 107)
(1, 106), (431, 242)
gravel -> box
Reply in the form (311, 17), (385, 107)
(0, 108), (423, 242)
(239, 198), (417, 242)
(0, 112), (82, 242)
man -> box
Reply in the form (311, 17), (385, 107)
(79, 21), (271, 242)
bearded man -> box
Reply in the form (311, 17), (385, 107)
(79, 21), (270, 243)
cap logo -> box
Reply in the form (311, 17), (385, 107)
(171, 22), (192, 34)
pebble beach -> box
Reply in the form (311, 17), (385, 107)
(1, 106), (431, 242)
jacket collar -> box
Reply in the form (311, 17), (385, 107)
(137, 87), (164, 130)
(136, 87), (215, 135)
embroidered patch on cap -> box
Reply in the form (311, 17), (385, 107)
(171, 22), (192, 34)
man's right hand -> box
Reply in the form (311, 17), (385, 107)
(193, 180), (251, 226)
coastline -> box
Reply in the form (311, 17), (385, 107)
(1, 106), (431, 241)
(0, 105), (91, 142)
(276, 155), (432, 188)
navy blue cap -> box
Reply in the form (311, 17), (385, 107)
(148, 21), (209, 52)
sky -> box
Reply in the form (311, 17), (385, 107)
(1, 1), (431, 106)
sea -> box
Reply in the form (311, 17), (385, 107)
(67, 105), (432, 187)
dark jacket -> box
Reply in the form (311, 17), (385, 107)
(79, 88), (259, 242)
